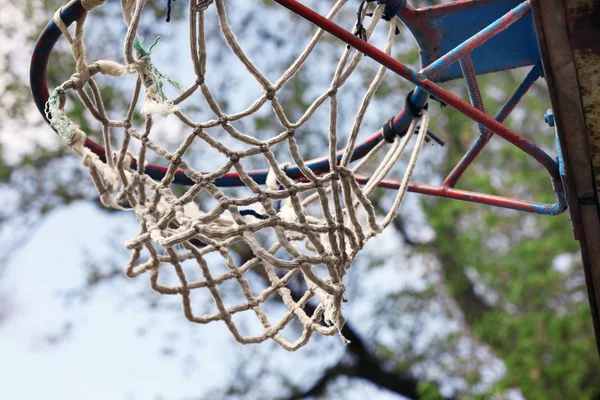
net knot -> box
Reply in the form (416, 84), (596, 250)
(69, 72), (86, 90)
(218, 197), (230, 209)
(265, 88), (277, 100)
(299, 225), (309, 236)
(136, 56), (152, 66)
(295, 255), (309, 265)
(321, 254), (334, 265)
(134, 37), (161, 58)
(287, 186), (299, 196)
(257, 193), (268, 202)
(170, 154), (182, 164)
(328, 87), (338, 96)
(337, 167), (353, 178)
(247, 299), (259, 308)
(192, 0), (214, 12)
(229, 152), (240, 163)
(178, 286), (191, 296)
(195, 175), (209, 185)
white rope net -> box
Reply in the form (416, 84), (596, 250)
(47, 0), (429, 350)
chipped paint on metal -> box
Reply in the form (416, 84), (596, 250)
(574, 48), (600, 192)
(566, 0), (600, 198)
(419, 1), (532, 79)
(399, 0), (540, 82)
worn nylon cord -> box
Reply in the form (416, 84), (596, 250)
(46, 0), (429, 350)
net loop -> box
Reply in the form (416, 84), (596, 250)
(54, 7), (92, 83)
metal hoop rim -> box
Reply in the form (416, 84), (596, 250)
(29, 0), (568, 215)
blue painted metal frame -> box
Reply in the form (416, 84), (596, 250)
(399, 0), (541, 82)
(444, 62), (543, 187)
(386, 0), (540, 149)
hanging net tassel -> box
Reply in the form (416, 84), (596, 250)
(45, 0), (430, 350)
(133, 37), (183, 116)
(306, 277), (349, 344)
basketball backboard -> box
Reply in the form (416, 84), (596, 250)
(531, 0), (600, 352)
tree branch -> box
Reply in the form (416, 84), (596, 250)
(288, 362), (352, 399)
(230, 243), (422, 399)
(288, 285), (421, 399)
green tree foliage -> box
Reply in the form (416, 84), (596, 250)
(421, 73), (599, 398)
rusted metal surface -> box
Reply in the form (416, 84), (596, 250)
(568, 0), (600, 193)
(531, 0), (600, 354)
(398, 0), (540, 82)
(418, 1), (532, 80)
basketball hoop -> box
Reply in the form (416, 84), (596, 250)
(30, 0), (567, 349)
